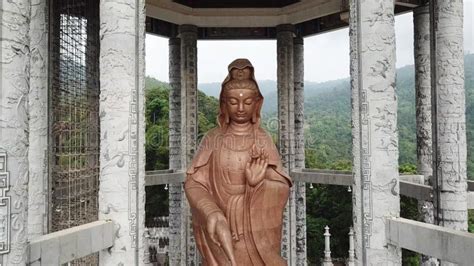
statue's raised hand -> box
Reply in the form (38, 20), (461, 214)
(207, 212), (236, 265)
(246, 146), (269, 186)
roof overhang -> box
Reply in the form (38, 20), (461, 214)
(145, 0), (423, 39)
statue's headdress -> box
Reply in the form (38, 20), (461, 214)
(218, 59), (264, 128)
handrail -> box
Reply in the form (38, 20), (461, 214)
(387, 217), (474, 265)
(28, 220), (114, 265)
(145, 169), (471, 209)
(145, 170), (185, 186)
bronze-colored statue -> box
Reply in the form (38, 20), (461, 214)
(185, 59), (292, 265)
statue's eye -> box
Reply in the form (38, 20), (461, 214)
(244, 99), (253, 105)
(229, 99), (238, 105)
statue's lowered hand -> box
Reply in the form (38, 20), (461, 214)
(207, 212), (236, 265)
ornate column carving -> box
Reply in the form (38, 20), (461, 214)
(276, 23), (296, 264)
(431, 0), (467, 239)
(99, 0), (146, 264)
(168, 37), (183, 265)
(349, 0), (363, 263)
(350, 0), (401, 264)
(0, 1), (30, 264)
(293, 36), (307, 265)
(414, 4), (438, 265)
(28, 0), (49, 240)
(179, 24), (199, 265)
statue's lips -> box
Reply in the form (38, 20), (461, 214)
(236, 114), (247, 117)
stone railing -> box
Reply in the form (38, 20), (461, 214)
(144, 169), (474, 264)
(27, 220), (114, 265)
(387, 217), (474, 265)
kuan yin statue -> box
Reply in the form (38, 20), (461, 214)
(185, 59), (292, 265)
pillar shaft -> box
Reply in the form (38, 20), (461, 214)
(179, 24), (199, 265)
(349, 0), (363, 263)
(432, 0), (467, 232)
(277, 24), (296, 264)
(350, 0), (400, 264)
(0, 1), (30, 264)
(168, 37), (183, 265)
(293, 36), (307, 265)
(99, 0), (146, 264)
(415, 4), (433, 183)
(28, 0), (49, 240)
(414, 5), (438, 265)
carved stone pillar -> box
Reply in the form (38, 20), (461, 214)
(28, 0), (49, 240)
(179, 24), (199, 265)
(350, 0), (401, 264)
(168, 37), (183, 265)
(0, 1), (30, 264)
(349, 0), (363, 263)
(276, 23), (296, 264)
(414, 4), (437, 266)
(293, 36), (307, 265)
(99, 0), (146, 264)
(431, 0), (467, 239)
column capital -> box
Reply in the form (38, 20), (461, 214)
(293, 36), (304, 45)
(413, 3), (429, 16)
(169, 37), (181, 46)
(179, 24), (198, 34)
(276, 24), (295, 34)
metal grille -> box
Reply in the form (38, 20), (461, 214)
(49, 0), (100, 263)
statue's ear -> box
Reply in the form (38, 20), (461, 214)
(252, 97), (263, 124)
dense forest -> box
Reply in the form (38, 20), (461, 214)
(145, 54), (474, 264)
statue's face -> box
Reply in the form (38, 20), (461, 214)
(230, 67), (252, 80)
(225, 88), (258, 124)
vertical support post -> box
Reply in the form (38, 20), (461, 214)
(277, 24), (296, 263)
(414, 4), (438, 265)
(322, 226), (333, 266)
(99, 0), (146, 264)
(431, 0), (467, 246)
(179, 24), (199, 265)
(350, 0), (400, 264)
(28, 0), (49, 240)
(168, 37), (182, 265)
(293, 36), (307, 265)
(349, 0), (362, 263)
(0, 1), (30, 264)
(348, 227), (355, 266)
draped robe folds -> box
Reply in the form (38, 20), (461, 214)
(185, 127), (292, 266)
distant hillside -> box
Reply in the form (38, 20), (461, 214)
(146, 53), (474, 177)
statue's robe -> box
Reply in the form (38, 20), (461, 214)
(185, 127), (292, 266)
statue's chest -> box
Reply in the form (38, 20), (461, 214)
(218, 134), (253, 184)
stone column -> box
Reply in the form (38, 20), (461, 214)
(431, 0), (467, 240)
(348, 0), (363, 263)
(179, 24), (199, 265)
(414, 4), (437, 266)
(276, 24), (296, 264)
(293, 36), (307, 265)
(99, 0), (146, 265)
(28, 0), (49, 240)
(168, 37), (183, 265)
(0, 1), (30, 265)
(350, 0), (400, 264)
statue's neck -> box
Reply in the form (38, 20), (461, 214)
(228, 121), (253, 135)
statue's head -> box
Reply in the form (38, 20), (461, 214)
(218, 59), (263, 128)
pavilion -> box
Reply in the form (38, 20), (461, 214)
(1, 0), (473, 265)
